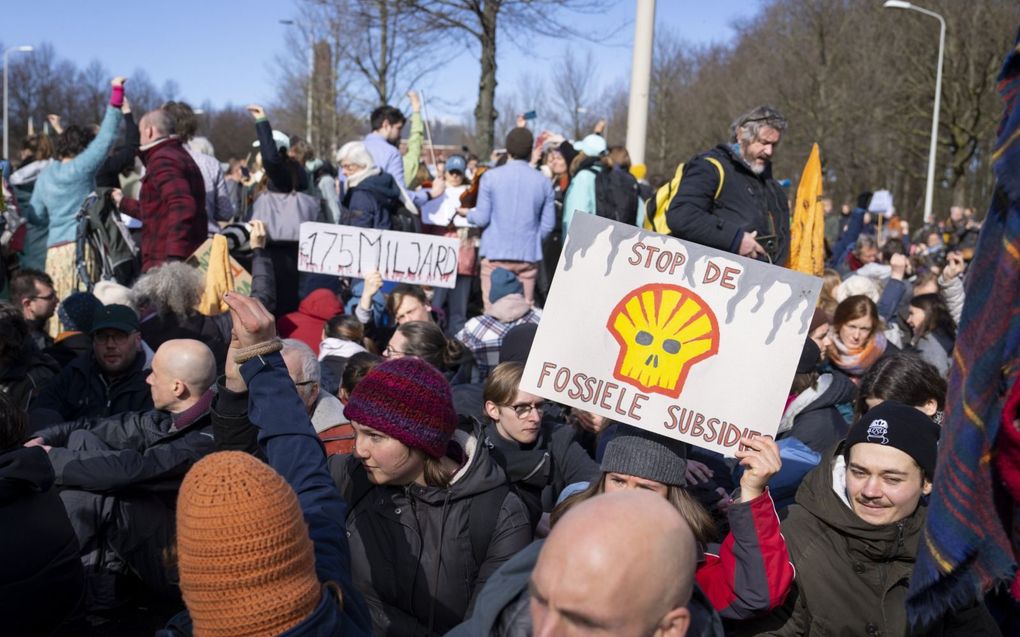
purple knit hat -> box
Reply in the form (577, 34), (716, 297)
(344, 357), (457, 458)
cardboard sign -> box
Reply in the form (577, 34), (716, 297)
(520, 214), (821, 456)
(297, 222), (459, 288)
(186, 239), (252, 296)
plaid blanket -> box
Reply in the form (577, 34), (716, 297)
(907, 27), (1020, 627)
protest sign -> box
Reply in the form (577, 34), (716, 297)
(520, 214), (821, 456)
(297, 222), (459, 289)
(186, 238), (252, 296)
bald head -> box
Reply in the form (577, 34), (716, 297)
(531, 491), (697, 637)
(147, 339), (216, 412)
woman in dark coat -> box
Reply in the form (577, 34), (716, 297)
(328, 357), (532, 636)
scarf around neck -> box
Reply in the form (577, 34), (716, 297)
(829, 330), (887, 376)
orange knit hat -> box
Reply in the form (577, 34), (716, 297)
(176, 451), (322, 636)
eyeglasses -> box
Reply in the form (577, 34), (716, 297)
(383, 345), (408, 358)
(94, 331), (134, 344)
(295, 379), (317, 387)
(29, 292), (57, 301)
(506, 402), (544, 419)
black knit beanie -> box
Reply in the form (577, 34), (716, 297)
(845, 400), (940, 478)
(601, 425), (687, 487)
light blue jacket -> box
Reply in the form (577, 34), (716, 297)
(562, 165), (598, 236)
(467, 159), (555, 262)
(26, 106), (123, 247)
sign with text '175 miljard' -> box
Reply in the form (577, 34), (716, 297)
(520, 214), (822, 456)
(296, 222), (460, 289)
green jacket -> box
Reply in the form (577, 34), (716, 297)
(402, 111), (425, 186)
(748, 443), (999, 637)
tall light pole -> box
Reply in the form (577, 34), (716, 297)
(280, 20), (313, 148)
(625, 0), (655, 167)
(3, 44), (34, 160)
(883, 1), (945, 225)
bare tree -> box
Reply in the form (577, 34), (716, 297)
(548, 48), (598, 139)
(407, 0), (617, 156)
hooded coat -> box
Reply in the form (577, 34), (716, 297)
(278, 289), (345, 355)
(749, 444), (999, 636)
(341, 171), (403, 230)
(328, 430), (532, 636)
(777, 371), (855, 454)
(0, 446), (85, 635)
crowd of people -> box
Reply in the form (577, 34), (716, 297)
(0, 74), (1007, 637)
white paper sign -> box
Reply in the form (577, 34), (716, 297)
(520, 214), (822, 456)
(297, 222), (460, 288)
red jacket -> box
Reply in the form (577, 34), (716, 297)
(277, 289), (344, 355)
(122, 138), (206, 272)
(698, 488), (794, 619)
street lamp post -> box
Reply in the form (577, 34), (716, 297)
(3, 45), (34, 160)
(279, 20), (313, 148)
(883, 0), (945, 225)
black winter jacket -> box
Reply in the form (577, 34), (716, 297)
(28, 351), (153, 432)
(777, 371), (855, 454)
(480, 419), (598, 527)
(666, 144), (790, 265)
(36, 392), (216, 492)
(328, 430), (533, 637)
(0, 446), (85, 636)
(341, 172), (403, 229)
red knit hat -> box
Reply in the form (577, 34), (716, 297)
(344, 357), (457, 458)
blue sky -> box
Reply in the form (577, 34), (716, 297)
(3, 1), (761, 121)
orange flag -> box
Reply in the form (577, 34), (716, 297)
(788, 143), (825, 275)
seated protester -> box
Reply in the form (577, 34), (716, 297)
(456, 268), (542, 380)
(10, 268), (59, 348)
(557, 426), (792, 620)
(277, 288), (344, 356)
(0, 392), (85, 636)
(44, 291), (103, 366)
(854, 352), (947, 423)
(449, 428), (790, 636)
(321, 351), (384, 456)
(906, 293), (956, 377)
(173, 292), (372, 636)
(352, 276), (440, 352)
(825, 294), (898, 382)
(0, 305), (60, 411)
(386, 319), (473, 386)
(319, 314), (370, 395)
(282, 338), (347, 441)
(778, 339), (854, 454)
(480, 361), (598, 528)
(327, 357), (532, 636)
(131, 258), (275, 375)
(336, 140), (404, 229)
(770, 339), (855, 510)
(746, 402), (997, 635)
(29, 304), (153, 431)
(531, 491), (710, 637)
(25, 339), (217, 598)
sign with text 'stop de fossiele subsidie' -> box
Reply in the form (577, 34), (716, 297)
(297, 221), (460, 288)
(520, 214), (822, 457)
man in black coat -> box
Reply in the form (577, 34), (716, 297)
(666, 105), (791, 265)
(29, 304), (154, 431)
(25, 338), (217, 598)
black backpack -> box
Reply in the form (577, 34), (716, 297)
(589, 166), (639, 225)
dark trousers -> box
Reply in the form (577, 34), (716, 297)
(433, 275), (475, 337)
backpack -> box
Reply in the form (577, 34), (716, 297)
(76, 189), (141, 289)
(642, 156), (726, 235)
(589, 166), (639, 225)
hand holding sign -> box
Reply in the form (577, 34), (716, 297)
(735, 435), (781, 502)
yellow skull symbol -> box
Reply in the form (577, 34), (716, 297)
(607, 283), (720, 398)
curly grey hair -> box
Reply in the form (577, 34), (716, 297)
(731, 106), (788, 144)
(130, 262), (204, 319)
